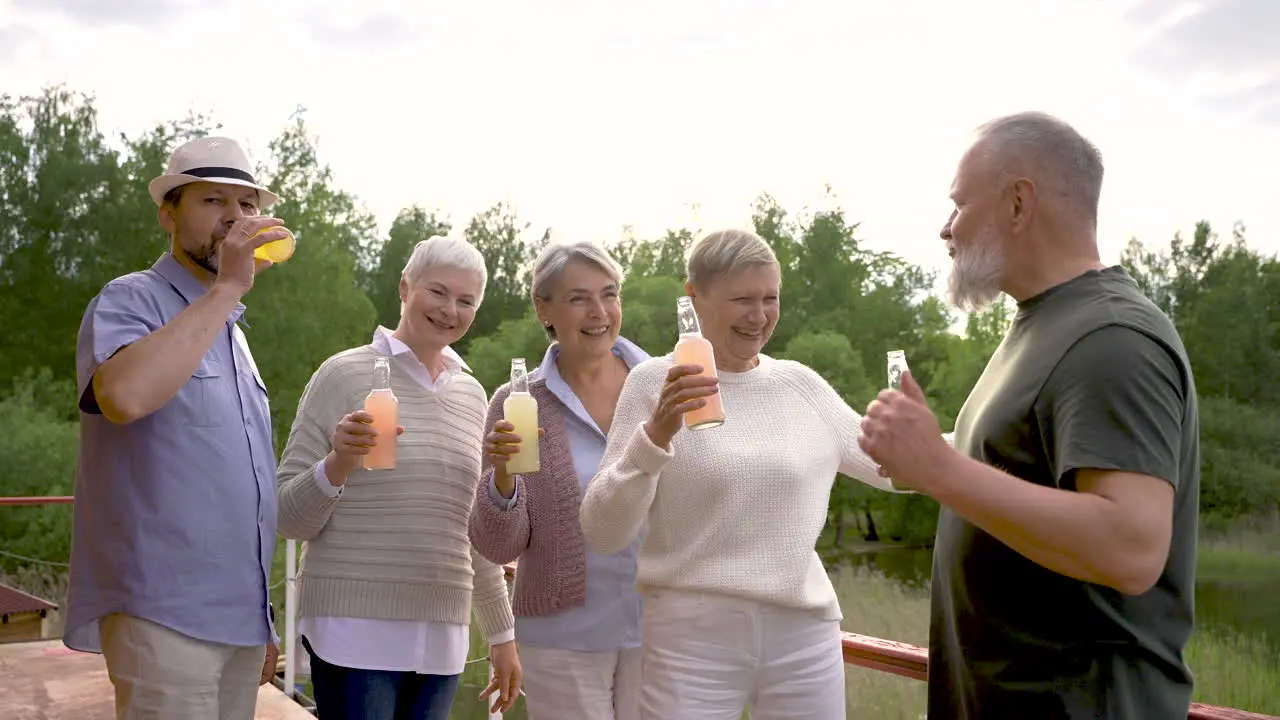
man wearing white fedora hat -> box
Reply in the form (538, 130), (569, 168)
(66, 135), (292, 719)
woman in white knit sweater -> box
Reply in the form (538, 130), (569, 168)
(276, 236), (521, 720)
(579, 228), (906, 720)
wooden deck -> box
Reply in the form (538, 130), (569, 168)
(0, 640), (313, 720)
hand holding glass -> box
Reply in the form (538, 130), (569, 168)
(251, 226), (296, 263)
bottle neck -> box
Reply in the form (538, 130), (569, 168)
(511, 366), (529, 393)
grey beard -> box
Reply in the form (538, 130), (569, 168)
(947, 274), (1003, 313)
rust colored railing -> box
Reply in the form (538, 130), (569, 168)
(0, 496), (74, 506)
(5, 496), (1275, 719)
(837, 633), (1272, 720)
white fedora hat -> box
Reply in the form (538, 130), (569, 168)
(147, 136), (281, 208)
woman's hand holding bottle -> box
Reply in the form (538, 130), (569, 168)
(324, 411), (404, 486)
(485, 419), (543, 499)
(643, 363), (720, 450)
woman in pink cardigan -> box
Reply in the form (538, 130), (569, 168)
(469, 240), (650, 720)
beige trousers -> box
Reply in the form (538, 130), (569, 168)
(519, 645), (642, 720)
(99, 613), (265, 720)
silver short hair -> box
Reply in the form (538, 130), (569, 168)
(401, 235), (488, 299)
(686, 228), (779, 292)
(530, 240), (625, 339)
(976, 111), (1105, 225)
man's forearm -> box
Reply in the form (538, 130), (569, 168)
(94, 284), (243, 423)
(928, 452), (1135, 592)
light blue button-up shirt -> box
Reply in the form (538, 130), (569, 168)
(65, 253), (278, 652)
(489, 337), (648, 652)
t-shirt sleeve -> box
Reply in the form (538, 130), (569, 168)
(1038, 324), (1186, 491)
(75, 280), (164, 414)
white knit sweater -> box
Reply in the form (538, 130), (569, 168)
(580, 353), (903, 622)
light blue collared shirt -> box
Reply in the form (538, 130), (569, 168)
(489, 337), (649, 652)
(66, 253), (278, 652)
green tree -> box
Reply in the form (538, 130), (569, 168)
(614, 228), (693, 279)
(365, 206), (452, 329)
(0, 370), (79, 573)
(251, 117), (380, 443)
(1121, 221), (1280, 523)
(461, 203), (540, 353)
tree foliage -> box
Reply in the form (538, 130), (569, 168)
(1, 86), (1276, 577)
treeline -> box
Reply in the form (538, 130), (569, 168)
(1, 86), (1276, 575)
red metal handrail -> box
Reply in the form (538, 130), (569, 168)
(6, 496), (1276, 719)
(0, 496), (74, 506)
(838, 633), (1274, 720)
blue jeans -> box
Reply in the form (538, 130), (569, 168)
(303, 635), (461, 720)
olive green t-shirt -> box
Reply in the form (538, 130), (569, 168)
(930, 266), (1200, 719)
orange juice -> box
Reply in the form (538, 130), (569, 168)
(252, 226), (296, 263)
(674, 296), (725, 430)
(363, 357), (398, 470)
(674, 334), (724, 429)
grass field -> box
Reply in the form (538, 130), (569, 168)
(832, 560), (1280, 718)
(457, 523), (1280, 719)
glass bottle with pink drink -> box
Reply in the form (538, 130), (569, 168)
(363, 356), (399, 470)
(673, 295), (725, 430)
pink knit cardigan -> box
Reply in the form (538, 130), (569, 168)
(468, 378), (587, 617)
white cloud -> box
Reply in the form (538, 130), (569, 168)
(0, 0), (1277, 302)
(10, 0), (186, 26)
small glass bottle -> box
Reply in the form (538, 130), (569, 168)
(503, 358), (541, 473)
(672, 296), (725, 429)
(363, 356), (399, 470)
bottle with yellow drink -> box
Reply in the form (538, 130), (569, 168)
(503, 358), (541, 474)
(251, 225), (296, 263)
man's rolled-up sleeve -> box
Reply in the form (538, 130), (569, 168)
(76, 280), (162, 415)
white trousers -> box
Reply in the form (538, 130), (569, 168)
(99, 613), (264, 720)
(639, 588), (846, 720)
(519, 645), (642, 720)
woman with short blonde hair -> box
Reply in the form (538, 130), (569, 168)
(580, 228), (906, 719)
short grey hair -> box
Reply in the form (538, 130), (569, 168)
(530, 240), (625, 339)
(975, 111), (1105, 225)
(686, 228), (779, 292)
(401, 235), (488, 299)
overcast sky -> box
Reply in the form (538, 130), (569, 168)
(2, 0), (1277, 289)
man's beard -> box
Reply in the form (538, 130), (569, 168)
(946, 222), (1006, 313)
(186, 234), (223, 275)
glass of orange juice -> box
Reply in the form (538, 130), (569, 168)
(251, 226), (296, 263)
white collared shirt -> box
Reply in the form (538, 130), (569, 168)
(300, 326), (513, 675)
